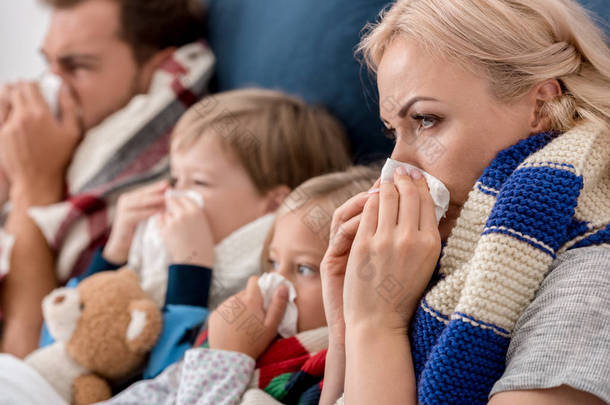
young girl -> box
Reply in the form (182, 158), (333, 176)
(100, 166), (379, 405)
(41, 88), (352, 380)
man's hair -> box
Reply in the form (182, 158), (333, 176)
(171, 88), (353, 194)
(42, 0), (205, 64)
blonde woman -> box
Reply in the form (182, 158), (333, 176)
(320, 1), (610, 404)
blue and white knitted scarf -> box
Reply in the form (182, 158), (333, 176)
(410, 121), (610, 404)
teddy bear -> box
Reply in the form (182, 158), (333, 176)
(25, 268), (163, 405)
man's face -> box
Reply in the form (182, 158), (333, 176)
(42, 0), (146, 130)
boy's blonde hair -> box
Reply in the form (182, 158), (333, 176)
(357, 0), (610, 131)
(171, 88), (352, 193)
(260, 165), (380, 270)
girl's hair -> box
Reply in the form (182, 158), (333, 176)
(171, 88), (352, 193)
(260, 165), (380, 271)
(357, 0), (610, 131)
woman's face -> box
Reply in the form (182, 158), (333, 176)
(377, 37), (537, 227)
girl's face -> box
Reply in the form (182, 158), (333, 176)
(376, 37), (539, 237)
(267, 209), (328, 333)
(170, 135), (273, 244)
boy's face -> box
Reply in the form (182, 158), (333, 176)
(268, 209), (328, 333)
(170, 135), (272, 244)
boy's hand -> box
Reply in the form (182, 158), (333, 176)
(208, 276), (289, 359)
(158, 193), (214, 268)
(103, 180), (168, 264)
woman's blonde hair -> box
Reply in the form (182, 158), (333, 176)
(171, 88), (352, 193)
(260, 165), (380, 270)
(357, 0), (610, 131)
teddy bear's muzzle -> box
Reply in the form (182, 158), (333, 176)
(42, 287), (83, 343)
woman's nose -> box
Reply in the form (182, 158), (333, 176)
(390, 137), (419, 167)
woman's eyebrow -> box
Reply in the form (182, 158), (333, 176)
(396, 96), (439, 118)
(381, 96), (439, 124)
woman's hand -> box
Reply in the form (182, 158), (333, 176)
(208, 276), (289, 359)
(319, 180), (379, 405)
(103, 180), (168, 264)
(158, 193), (215, 268)
(320, 183), (376, 346)
(344, 167), (441, 333)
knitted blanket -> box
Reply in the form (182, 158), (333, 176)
(0, 42), (214, 283)
(410, 121), (610, 404)
(195, 327), (328, 405)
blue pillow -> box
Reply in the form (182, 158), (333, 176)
(579, 0), (610, 35)
(206, 0), (608, 163)
(206, 0), (393, 163)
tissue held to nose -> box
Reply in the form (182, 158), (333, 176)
(39, 72), (62, 117)
(380, 158), (450, 223)
(258, 273), (298, 338)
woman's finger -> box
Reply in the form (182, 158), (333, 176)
(377, 177), (399, 235)
(354, 192), (379, 241)
(330, 192), (370, 238)
(395, 168), (421, 232)
(328, 213), (362, 257)
(412, 172), (437, 231)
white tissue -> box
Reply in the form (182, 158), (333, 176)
(39, 73), (62, 117)
(257, 273), (298, 338)
(127, 189), (205, 306)
(164, 189), (205, 208)
(380, 158), (450, 223)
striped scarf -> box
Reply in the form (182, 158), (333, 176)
(0, 42), (215, 283)
(410, 121), (610, 404)
(195, 327), (328, 405)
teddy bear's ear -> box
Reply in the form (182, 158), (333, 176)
(125, 299), (162, 354)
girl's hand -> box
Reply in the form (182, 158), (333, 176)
(344, 168), (441, 333)
(103, 180), (168, 264)
(208, 276), (289, 359)
(158, 193), (214, 268)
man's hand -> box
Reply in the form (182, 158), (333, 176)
(0, 82), (82, 206)
(0, 83), (13, 125)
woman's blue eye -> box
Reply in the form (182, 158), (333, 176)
(268, 259), (279, 270)
(413, 114), (439, 130)
(297, 265), (316, 277)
